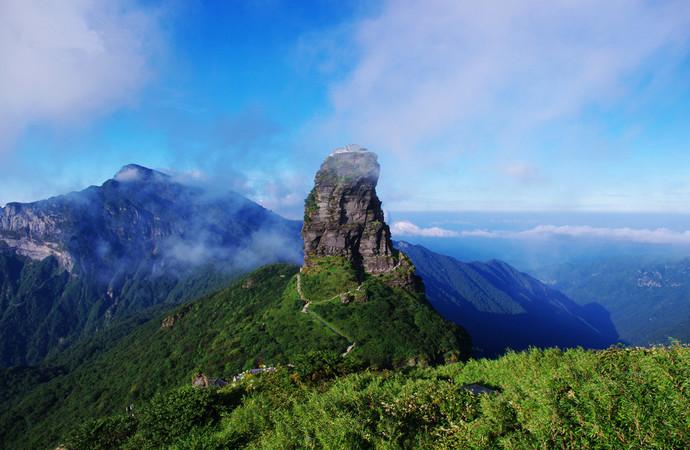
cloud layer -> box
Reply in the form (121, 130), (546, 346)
(319, 0), (690, 157)
(0, 0), (163, 151)
(391, 221), (690, 245)
(390, 220), (462, 238)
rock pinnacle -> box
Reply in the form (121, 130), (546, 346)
(302, 145), (407, 281)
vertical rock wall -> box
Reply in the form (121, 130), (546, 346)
(302, 145), (399, 275)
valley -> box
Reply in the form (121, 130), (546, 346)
(0, 148), (687, 449)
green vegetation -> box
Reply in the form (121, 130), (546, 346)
(299, 255), (467, 367)
(0, 247), (238, 367)
(309, 276), (465, 367)
(1, 262), (468, 448)
(3, 256), (688, 449)
(303, 188), (318, 222)
(0, 366), (66, 404)
(377, 251), (415, 285)
(62, 345), (690, 449)
(0, 264), (300, 448)
(301, 255), (361, 301)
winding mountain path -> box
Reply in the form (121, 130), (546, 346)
(296, 273), (356, 356)
(296, 274), (311, 312)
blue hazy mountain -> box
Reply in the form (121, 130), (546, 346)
(540, 256), (690, 346)
(398, 241), (619, 356)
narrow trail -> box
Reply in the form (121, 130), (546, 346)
(296, 273), (356, 357)
(296, 273), (311, 312)
(342, 343), (356, 357)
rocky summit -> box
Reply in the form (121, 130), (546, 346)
(302, 145), (415, 286)
(0, 165), (302, 367)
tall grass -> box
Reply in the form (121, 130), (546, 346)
(65, 344), (690, 449)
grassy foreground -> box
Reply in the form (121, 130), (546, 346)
(65, 344), (690, 449)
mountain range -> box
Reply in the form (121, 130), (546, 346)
(1, 148), (471, 448)
(539, 256), (690, 345)
(0, 149), (684, 449)
(0, 164), (301, 366)
(399, 242), (619, 356)
(0, 162), (623, 368)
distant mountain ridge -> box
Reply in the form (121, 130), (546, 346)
(0, 164), (300, 275)
(541, 257), (690, 345)
(0, 164), (302, 366)
(398, 241), (619, 356)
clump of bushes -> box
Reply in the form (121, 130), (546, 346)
(61, 345), (690, 449)
(303, 189), (318, 222)
(63, 385), (245, 449)
(300, 256), (361, 301)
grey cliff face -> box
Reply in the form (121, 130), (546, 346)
(0, 164), (302, 276)
(0, 203), (74, 270)
(302, 145), (399, 275)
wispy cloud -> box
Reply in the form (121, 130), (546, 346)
(391, 220), (690, 245)
(159, 107), (309, 219)
(391, 221), (460, 237)
(502, 162), (543, 185)
(391, 220), (494, 238)
(518, 225), (690, 245)
(315, 0), (690, 156)
(114, 167), (145, 182)
(166, 165), (307, 220)
(0, 0), (165, 151)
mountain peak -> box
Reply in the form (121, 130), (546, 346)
(318, 145), (380, 185)
(302, 146), (416, 289)
(113, 164), (168, 183)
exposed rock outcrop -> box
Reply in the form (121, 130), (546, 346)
(302, 145), (418, 289)
(192, 372), (228, 388)
(0, 164), (302, 367)
(0, 164), (302, 275)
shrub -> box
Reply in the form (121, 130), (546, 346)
(137, 386), (217, 447)
(293, 350), (359, 382)
(63, 415), (136, 450)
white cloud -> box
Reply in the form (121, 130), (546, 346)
(392, 220), (690, 245)
(391, 220), (460, 237)
(318, 0), (690, 155)
(114, 167), (143, 182)
(502, 162), (542, 184)
(167, 166), (307, 220)
(0, 0), (164, 151)
(517, 225), (690, 245)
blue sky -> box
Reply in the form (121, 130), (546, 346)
(2, 0), (690, 220)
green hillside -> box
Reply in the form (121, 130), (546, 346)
(1, 262), (469, 449)
(0, 246), (239, 367)
(63, 345), (690, 449)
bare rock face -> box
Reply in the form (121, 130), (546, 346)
(302, 145), (413, 283)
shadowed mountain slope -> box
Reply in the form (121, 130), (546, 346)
(398, 241), (619, 356)
(541, 256), (690, 345)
